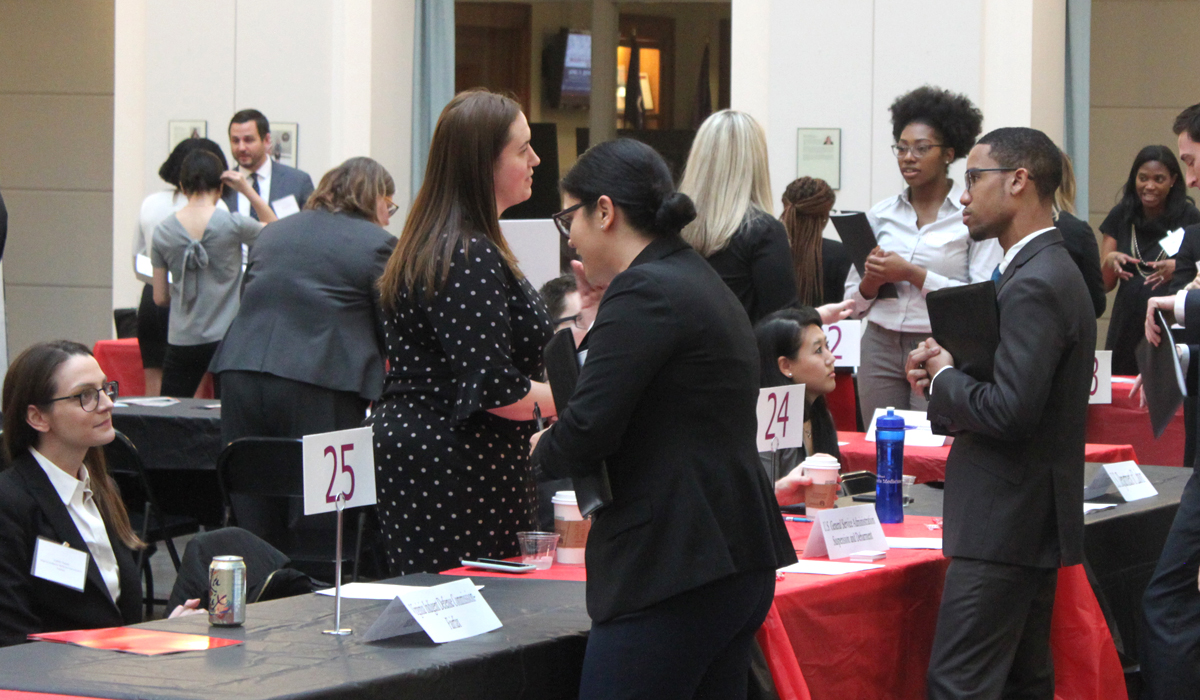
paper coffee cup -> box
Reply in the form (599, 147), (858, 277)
(801, 453), (841, 512)
(551, 491), (590, 565)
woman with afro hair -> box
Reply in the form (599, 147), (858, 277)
(844, 85), (1003, 426)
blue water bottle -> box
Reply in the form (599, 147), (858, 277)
(875, 408), (905, 523)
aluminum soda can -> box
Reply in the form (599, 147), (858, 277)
(208, 555), (246, 626)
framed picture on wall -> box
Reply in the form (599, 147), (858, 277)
(796, 128), (841, 190)
(271, 122), (299, 168)
(168, 120), (207, 152)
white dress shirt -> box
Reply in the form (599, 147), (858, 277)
(29, 448), (121, 603)
(844, 180), (1003, 334)
(237, 157), (272, 216)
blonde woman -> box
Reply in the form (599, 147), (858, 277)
(679, 110), (797, 324)
(681, 111), (852, 325)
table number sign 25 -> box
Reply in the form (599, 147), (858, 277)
(756, 384), (807, 451)
(303, 426), (377, 515)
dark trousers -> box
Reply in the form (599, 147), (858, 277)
(1140, 469), (1200, 699)
(161, 341), (220, 398)
(219, 370), (371, 552)
(579, 568), (776, 700)
(218, 370), (370, 445)
(927, 558), (1058, 700)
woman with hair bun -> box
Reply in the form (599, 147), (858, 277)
(151, 149), (276, 398)
(780, 176), (850, 307)
(532, 138), (795, 700)
(845, 85), (1002, 426)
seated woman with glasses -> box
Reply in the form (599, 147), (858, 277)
(844, 85), (1002, 427)
(0, 342), (180, 645)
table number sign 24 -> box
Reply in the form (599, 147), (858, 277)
(303, 426), (377, 515)
(756, 384), (807, 452)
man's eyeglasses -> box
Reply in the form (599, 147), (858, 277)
(553, 314), (588, 331)
(552, 202), (586, 240)
(47, 381), (118, 412)
(964, 168), (1020, 192)
(891, 143), (945, 159)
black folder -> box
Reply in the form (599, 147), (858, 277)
(542, 328), (612, 517)
(1135, 310), (1186, 439)
(926, 281), (1000, 383)
(830, 211), (897, 299)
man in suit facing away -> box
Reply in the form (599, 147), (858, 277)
(906, 127), (1096, 699)
(1139, 102), (1200, 700)
(222, 109), (314, 219)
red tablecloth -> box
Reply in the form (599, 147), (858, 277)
(836, 432), (1139, 483)
(93, 339), (144, 397)
(441, 515), (1125, 700)
(1086, 376), (1186, 466)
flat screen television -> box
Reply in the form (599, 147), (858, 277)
(543, 29), (590, 109)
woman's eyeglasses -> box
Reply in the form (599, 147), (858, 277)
(552, 202), (586, 240)
(385, 197), (399, 217)
(891, 143), (945, 159)
(47, 381), (118, 412)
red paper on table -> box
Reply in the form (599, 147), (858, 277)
(28, 627), (241, 655)
(0, 692), (118, 700)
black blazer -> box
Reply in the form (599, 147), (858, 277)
(704, 213), (799, 324)
(220, 161), (315, 216)
(1054, 211), (1106, 318)
(0, 452), (142, 646)
(533, 235), (796, 623)
(927, 230), (1095, 568)
(210, 210), (397, 399)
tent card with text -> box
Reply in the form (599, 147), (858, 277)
(1083, 461), (1158, 502)
(302, 426), (377, 515)
(802, 504), (889, 560)
(756, 385), (806, 451)
(825, 319), (861, 368)
(1089, 351), (1112, 405)
(363, 578), (501, 644)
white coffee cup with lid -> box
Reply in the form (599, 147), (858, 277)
(800, 453), (841, 512)
(551, 490), (590, 565)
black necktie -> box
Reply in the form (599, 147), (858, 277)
(249, 172), (260, 220)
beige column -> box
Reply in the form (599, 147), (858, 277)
(589, 0), (618, 146)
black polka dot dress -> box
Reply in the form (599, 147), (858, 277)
(369, 235), (553, 575)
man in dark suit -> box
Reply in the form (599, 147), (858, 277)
(222, 109), (314, 219)
(1138, 103), (1200, 700)
(906, 127), (1095, 698)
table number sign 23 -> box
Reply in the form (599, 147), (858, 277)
(303, 426), (377, 515)
(756, 384), (807, 451)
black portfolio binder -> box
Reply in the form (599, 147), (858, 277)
(542, 328), (612, 517)
(927, 281), (1000, 383)
(830, 211), (897, 299)
(1135, 310), (1186, 439)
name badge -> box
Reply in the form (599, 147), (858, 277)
(271, 195), (301, 218)
(32, 537), (89, 592)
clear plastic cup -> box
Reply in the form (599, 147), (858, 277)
(902, 475), (916, 505)
(516, 531), (559, 570)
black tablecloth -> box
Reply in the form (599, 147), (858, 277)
(114, 398), (223, 471)
(904, 463), (1190, 664)
(0, 574), (590, 700)
(113, 398), (225, 527)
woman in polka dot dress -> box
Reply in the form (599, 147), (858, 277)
(371, 89), (556, 575)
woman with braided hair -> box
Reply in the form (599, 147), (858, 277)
(780, 177), (850, 307)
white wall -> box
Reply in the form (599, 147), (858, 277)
(732, 0), (1066, 215)
(112, 0), (414, 314)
